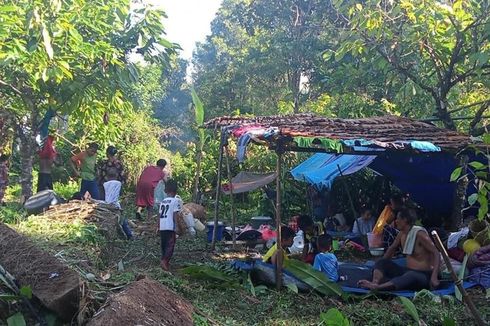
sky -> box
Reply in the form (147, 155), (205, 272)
(150, 0), (223, 60)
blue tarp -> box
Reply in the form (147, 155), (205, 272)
(291, 152), (458, 216)
(291, 153), (376, 189)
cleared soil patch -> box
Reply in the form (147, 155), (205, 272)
(0, 223), (80, 321)
(87, 277), (194, 326)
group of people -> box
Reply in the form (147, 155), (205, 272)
(264, 195), (442, 292)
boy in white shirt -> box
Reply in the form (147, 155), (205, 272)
(158, 179), (182, 271)
(104, 168), (133, 240)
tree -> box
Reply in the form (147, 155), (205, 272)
(0, 0), (176, 198)
(327, 0), (490, 133)
(192, 0), (332, 117)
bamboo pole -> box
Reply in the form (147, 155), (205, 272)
(210, 130), (225, 251)
(224, 145), (237, 249)
(275, 151), (283, 290)
(431, 230), (486, 326)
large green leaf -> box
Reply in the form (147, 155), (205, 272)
(191, 88), (204, 126)
(399, 297), (420, 322)
(7, 312), (26, 326)
(181, 265), (238, 284)
(283, 259), (343, 297)
(320, 308), (351, 326)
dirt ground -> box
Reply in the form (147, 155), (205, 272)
(87, 277), (194, 326)
(0, 223), (80, 321)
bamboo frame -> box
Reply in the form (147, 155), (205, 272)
(275, 150), (283, 290)
(210, 130), (225, 250)
(224, 145), (237, 249)
(431, 230), (486, 326)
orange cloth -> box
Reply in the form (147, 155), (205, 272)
(372, 205), (394, 235)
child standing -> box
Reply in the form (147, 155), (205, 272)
(313, 234), (339, 282)
(158, 179), (182, 271)
(103, 168), (133, 240)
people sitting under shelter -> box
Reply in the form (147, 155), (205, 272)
(313, 234), (339, 282)
(373, 194), (404, 248)
(358, 208), (440, 291)
(324, 204), (349, 232)
(289, 215), (323, 264)
(352, 207), (375, 236)
(263, 226), (295, 265)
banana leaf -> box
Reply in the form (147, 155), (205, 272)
(283, 259), (344, 297)
(181, 265), (238, 285)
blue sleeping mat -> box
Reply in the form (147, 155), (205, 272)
(337, 262), (477, 298)
(232, 259), (477, 298)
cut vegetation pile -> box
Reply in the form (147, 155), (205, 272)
(0, 223), (81, 321)
(87, 277), (194, 326)
(40, 200), (121, 241)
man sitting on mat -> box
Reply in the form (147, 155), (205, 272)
(358, 208), (440, 291)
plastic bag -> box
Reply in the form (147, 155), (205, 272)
(153, 180), (166, 210)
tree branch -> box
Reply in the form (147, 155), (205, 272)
(448, 99), (490, 114)
(470, 102), (490, 135)
(0, 79), (22, 96)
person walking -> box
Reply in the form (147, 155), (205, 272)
(135, 159), (167, 219)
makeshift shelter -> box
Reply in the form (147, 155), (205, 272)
(204, 113), (474, 288)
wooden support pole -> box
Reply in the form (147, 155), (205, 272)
(431, 231), (486, 326)
(210, 130), (225, 251)
(275, 151), (283, 290)
(224, 145), (237, 249)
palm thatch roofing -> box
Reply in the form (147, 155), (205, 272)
(204, 114), (472, 152)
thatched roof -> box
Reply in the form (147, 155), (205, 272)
(204, 114), (472, 152)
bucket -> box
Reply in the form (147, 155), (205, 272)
(194, 219), (205, 232)
(206, 222), (224, 242)
(367, 232), (383, 248)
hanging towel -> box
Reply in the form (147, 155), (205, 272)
(318, 138), (343, 153)
(293, 136), (315, 148)
(403, 226), (427, 255)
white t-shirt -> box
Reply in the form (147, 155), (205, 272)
(104, 180), (122, 209)
(159, 196), (182, 231)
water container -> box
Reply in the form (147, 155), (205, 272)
(206, 222), (224, 242)
(194, 219), (205, 232)
(367, 232), (383, 248)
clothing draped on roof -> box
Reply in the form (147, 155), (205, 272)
(291, 153), (376, 189)
(222, 171), (277, 195)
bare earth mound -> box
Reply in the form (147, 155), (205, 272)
(0, 223), (80, 321)
(88, 277), (194, 326)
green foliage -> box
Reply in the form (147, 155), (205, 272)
(320, 308), (351, 326)
(181, 264), (239, 285)
(399, 297), (420, 322)
(17, 216), (103, 246)
(452, 137), (490, 222)
(6, 312), (26, 326)
(53, 180), (79, 199)
(283, 259), (343, 297)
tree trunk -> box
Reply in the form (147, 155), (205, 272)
(193, 146), (203, 203)
(435, 96), (456, 130)
(16, 105), (39, 202)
